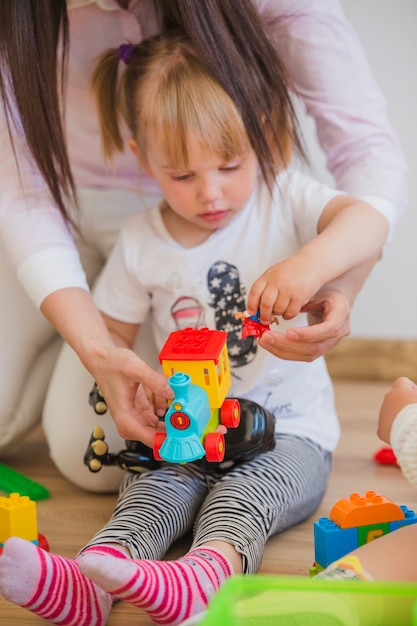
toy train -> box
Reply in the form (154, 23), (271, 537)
(154, 328), (240, 463)
(85, 328), (275, 472)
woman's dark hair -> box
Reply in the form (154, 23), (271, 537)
(0, 0), (76, 223)
(159, 0), (305, 189)
(1, 0), (303, 223)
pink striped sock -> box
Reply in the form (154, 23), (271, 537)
(0, 537), (113, 626)
(80, 544), (129, 560)
(78, 547), (232, 625)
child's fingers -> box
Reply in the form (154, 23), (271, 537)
(246, 277), (267, 314)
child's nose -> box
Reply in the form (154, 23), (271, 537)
(197, 178), (221, 203)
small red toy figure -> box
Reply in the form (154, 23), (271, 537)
(234, 308), (278, 339)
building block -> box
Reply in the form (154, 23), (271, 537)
(0, 463), (50, 500)
(390, 505), (417, 532)
(313, 491), (417, 572)
(314, 517), (358, 569)
(159, 328), (231, 408)
(159, 327), (227, 362)
(0, 492), (49, 554)
(330, 490), (404, 528)
(357, 521), (389, 545)
(0, 492), (38, 548)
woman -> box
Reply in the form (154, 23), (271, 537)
(0, 0), (408, 490)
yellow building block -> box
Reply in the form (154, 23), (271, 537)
(0, 492), (38, 544)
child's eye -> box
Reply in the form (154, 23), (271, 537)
(171, 173), (193, 181)
(220, 161), (241, 172)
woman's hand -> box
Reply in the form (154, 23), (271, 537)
(92, 344), (172, 447)
(258, 286), (351, 361)
(41, 288), (174, 447)
(256, 257), (382, 362)
(378, 377), (417, 444)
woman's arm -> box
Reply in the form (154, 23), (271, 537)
(41, 287), (172, 446)
(248, 194), (389, 323)
(259, 0), (408, 230)
(249, 0), (408, 360)
(1, 48), (171, 446)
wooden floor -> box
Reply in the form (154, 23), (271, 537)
(1, 378), (416, 625)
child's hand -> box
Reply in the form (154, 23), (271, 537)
(247, 254), (321, 323)
(378, 377), (417, 444)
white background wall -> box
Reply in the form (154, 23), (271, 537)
(302, 1), (417, 339)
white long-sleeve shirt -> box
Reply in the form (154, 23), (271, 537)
(94, 170), (344, 452)
(0, 0), (408, 307)
(390, 405), (417, 490)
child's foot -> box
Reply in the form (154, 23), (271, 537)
(78, 546), (232, 626)
(0, 537), (113, 626)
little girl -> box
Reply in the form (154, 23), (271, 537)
(0, 31), (389, 626)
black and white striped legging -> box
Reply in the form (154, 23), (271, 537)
(85, 434), (331, 573)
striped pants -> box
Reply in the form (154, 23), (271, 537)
(85, 434), (331, 573)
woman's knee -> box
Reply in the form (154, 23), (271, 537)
(0, 335), (60, 451)
(0, 251), (57, 449)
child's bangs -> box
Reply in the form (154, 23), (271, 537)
(146, 73), (250, 169)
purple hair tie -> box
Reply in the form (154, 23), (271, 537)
(118, 43), (136, 65)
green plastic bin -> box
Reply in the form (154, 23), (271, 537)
(199, 575), (417, 625)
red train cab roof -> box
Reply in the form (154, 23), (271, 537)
(159, 328), (227, 363)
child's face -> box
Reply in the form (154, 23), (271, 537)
(138, 136), (258, 233)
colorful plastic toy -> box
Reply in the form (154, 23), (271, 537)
(84, 423), (160, 474)
(199, 574), (417, 626)
(155, 328), (240, 462)
(312, 490), (417, 573)
(0, 463), (50, 500)
(0, 492), (49, 554)
(374, 446), (398, 466)
(88, 384), (108, 415)
(84, 397), (276, 473)
(85, 328), (276, 472)
(235, 308), (277, 339)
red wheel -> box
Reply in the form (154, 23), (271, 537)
(204, 432), (225, 462)
(153, 431), (167, 461)
(220, 399), (240, 428)
(38, 533), (49, 552)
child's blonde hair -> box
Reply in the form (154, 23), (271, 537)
(91, 30), (294, 187)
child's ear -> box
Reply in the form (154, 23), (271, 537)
(128, 137), (153, 177)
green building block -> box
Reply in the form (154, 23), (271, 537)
(357, 521), (390, 545)
(0, 464), (50, 500)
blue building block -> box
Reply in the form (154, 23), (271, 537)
(314, 517), (358, 568)
(390, 505), (417, 532)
